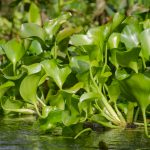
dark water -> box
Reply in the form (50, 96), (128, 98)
(0, 116), (150, 150)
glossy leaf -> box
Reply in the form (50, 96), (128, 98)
(3, 71), (25, 80)
(41, 59), (71, 89)
(21, 23), (45, 41)
(70, 34), (93, 46)
(47, 91), (65, 110)
(63, 82), (84, 94)
(44, 13), (71, 41)
(111, 12), (125, 31)
(119, 73), (150, 137)
(120, 73), (150, 109)
(4, 39), (25, 72)
(108, 80), (120, 102)
(0, 81), (15, 99)
(1, 97), (24, 113)
(116, 48), (140, 73)
(109, 49), (119, 68)
(121, 24), (141, 49)
(56, 27), (81, 44)
(70, 56), (89, 73)
(29, 40), (43, 55)
(62, 95), (80, 126)
(140, 28), (150, 60)
(115, 68), (129, 80)
(80, 92), (100, 102)
(28, 2), (41, 25)
(82, 45), (102, 62)
(20, 73), (41, 104)
(108, 33), (120, 49)
(79, 92), (100, 121)
(87, 25), (110, 51)
(22, 63), (42, 75)
(40, 109), (63, 130)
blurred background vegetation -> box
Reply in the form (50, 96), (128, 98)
(0, 0), (149, 40)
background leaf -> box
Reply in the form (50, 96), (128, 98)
(28, 2), (41, 25)
(140, 28), (150, 60)
(21, 23), (45, 41)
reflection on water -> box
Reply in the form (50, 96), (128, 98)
(0, 116), (150, 150)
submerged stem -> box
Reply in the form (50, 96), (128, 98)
(74, 128), (92, 139)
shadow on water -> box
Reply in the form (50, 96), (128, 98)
(0, 116), (150, 150)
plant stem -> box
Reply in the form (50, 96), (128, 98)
(142, 108), (150, 138)
(34, 102), (43, 118)
(134, 107), (140, 122)
(141, 55), (146, 69)
(127, 102), (134, 123)
(101, 94), (121, 124)
(37, 97), (46, 106)
(94, 103), (116, 123)
(101, 44), (107, 74)
(114, 102), (126, 126)
(74, 128), (92, 139)
(89, 66), (121, 125)
(13, 63), (16, 75)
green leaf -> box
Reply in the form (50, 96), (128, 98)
(41, 59), (71, 89)
(119, 73), (150, 109)
(70, 34), (93, 46)
(108, 80), (120, 102)
(29, 40), (43, 55)
(87, 25), (109, 51)
(4, 39), (25, 73)
(111, 12), (125, 31)
(116, 47), (140, 73)
(21, 23), (45, 41)
(115, 68), (130, 81)
(3, 71), (25, 80)
(108, 33), (120, 49)
(121, 24), (141, 49)
(1, 97), (24, 114)
(80, 92), (100, 102)
(28, 2), (41, 25)
(140, 28), (150, 60)
(109, 49), (119, 68)
(63, 82), (84, 94)
(78, 92), (100, 121)
(44, 13), (71, 41)
(47, 91), (65, 110)
(40, 109), (63, 130)
(0, 81), (15, 99)
(20, 73), (41, 104)
(82, 45), (102, 62)
(56, 27), (81, 44)
(70, 55), (89, 73)
(62, 95), (80, 126)
(22, 63), (42, 75)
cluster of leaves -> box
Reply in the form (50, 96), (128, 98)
(0, 10), (150, 138)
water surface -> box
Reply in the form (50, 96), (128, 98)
(0, 116), (150, 150)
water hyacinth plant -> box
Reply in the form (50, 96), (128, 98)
(0, 10), (150, 138)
